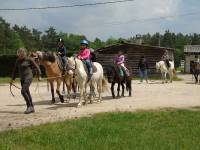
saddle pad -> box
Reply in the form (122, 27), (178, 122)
(56, 56), (63, 71)
(83, 62), (97, 73)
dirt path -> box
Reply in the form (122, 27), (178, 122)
(0, 74), (199, 131)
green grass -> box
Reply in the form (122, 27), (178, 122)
(1, 109), (200, 150)
(0, 77), (16, 84)
(0, 77), (44, 84)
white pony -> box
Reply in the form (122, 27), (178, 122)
(67, 57), (108, 107)
(156, 61), (175, 83)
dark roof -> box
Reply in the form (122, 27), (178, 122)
(96, 43), (175, 52)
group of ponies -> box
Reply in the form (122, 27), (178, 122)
(30, 50), (180, 108)
(30, 51), (110, 107)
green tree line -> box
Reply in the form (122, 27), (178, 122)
(1, 17), (200, 66)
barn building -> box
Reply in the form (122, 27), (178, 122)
(184, 45), (200, 73)
(95, 43), (175, 76)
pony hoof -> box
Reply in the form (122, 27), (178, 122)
(60, 97), (64, 103)
(51, 100), (55, 104)
(77, 103), (82, 107)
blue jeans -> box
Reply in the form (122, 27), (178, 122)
(139, 69), (148, 82)
(84, 59), (93, 75)
(61, 56), (67, 69)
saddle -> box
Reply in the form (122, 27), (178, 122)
(114, 65), (126, 78)
(57, 56), (67, 72)
(165, 60), (171, 69)
(82, 61), (97, 74)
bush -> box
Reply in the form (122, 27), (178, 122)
(0, 55), (17, 77)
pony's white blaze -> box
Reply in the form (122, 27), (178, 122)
(156, 61), (175, 83)
(67, 57), (108, 107)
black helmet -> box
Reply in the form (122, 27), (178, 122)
(57, 38), (64, 44)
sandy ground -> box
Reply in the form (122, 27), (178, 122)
(0, 74), (199, 132)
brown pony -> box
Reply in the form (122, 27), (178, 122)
(191, 61), (200, 84)
(106, 65), (132, 98)
(30, 51), (74, 103)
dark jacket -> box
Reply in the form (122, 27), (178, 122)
(57, 46), (67, 57)
(138, 58), (149, 70)
(12, 57), (41, 81)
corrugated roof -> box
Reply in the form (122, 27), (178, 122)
(184, 45), (200, 53)
(96, 43), (175, 52)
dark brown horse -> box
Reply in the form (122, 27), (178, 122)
(191, 61), (200, 84)
(106, 65), (132, 98)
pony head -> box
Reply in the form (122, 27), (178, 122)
(67, 57), (76, 74)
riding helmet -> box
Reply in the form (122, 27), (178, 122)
(80, 39), (88, 45)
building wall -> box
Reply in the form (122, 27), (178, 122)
(96, 45), (174, 76)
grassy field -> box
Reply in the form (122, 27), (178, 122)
(0, 77), (13, 84)
(0, 77), (43, 84)
(1, 109), (200, 150)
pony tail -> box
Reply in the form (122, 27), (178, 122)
(173, 69), (177, 78)
(102, 76), (109, 92)
(47, 80), (49, 92)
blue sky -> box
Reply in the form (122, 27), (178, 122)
(0, 0), (200, 41)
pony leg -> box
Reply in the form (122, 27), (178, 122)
(97, 80), (102, 103)
(89, 80), (96, 104)
(165, 72), (168, 83)
(117, 82), (120, 97)
(64, 76), (72, 102)
(121, 82), (125, 97)
(56, 79), (64, 103)
(170, 70), (173, 83)
(128, 80), (132, 97)
(72, 79), (77, 99)
(111, 82), (115, 98)
(77, 83), (84, 107)
(62, 80), (65, 94)
(161, 72), (165, 83)
(50, 81), (55, 104)
(194, 74), (198, 84)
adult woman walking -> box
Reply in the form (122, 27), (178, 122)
(10, 48), (41, 114)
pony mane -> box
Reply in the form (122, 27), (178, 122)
(42, 51), (56, 62)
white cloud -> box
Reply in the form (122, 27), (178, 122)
(2, 0), (198, 41)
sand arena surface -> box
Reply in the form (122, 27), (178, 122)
(0, 74), (199, 131)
